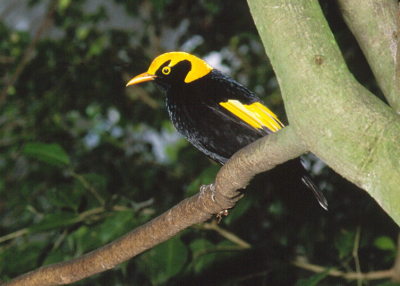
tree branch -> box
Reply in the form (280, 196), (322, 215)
(396, 3), (400, 107)
(391, 232), (400, 282)
(292, 231), (400, 282)
(247, 0), (400, 225)
(337, 0), (400, 112)
(201, 220), (252, 249)
(292, 259), (394, 281)
(3, 126), (306, 286)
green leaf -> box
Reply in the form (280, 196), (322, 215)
(73, 173), (108, 207)
(72, 225), (101, 254)
(7, 85), (16, 96)
(0, 241), (47, 276)
(334, 229), (356, 259)
(86, 36), (106, 59)
(138, 236), (188, 285)
(164, 136), (188, 162)
(224, 195), (254, 225)
(374, 236), (396, 252)
(96, 211), (135, 243)
(189, 239), (216, 274)
(376, 282), (400, 286)
(149, 0), (174, 12)
(47, 185), (82, 211)
(295, 269), (330, 286)
(76, 27), (89, 40)
(187, 239), (237, 275)
(42, 248), (73, 266)
(28, 211), (80, 232)
(72, 211), (135, 253)
(58, 0), (71, 13)
(23, 142), (70, 167)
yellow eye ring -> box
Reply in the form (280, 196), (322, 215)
(162, 66), (171, 75)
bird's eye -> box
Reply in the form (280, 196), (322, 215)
(162, 66), (171, 75)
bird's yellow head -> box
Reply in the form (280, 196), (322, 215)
(126, 52), (213, 87)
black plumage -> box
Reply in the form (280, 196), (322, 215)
(127, 52), (328, 210)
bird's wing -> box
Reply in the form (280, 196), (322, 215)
(207, 70), (284, 135)
(219, 100), (284, 134)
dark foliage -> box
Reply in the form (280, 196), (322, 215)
(0, 0), (398, 285)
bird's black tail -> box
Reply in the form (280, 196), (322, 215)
(301, 174), (328, 211)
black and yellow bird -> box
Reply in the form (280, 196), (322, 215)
(127, 52), (328, 210)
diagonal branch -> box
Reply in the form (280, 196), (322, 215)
(3, 126), (307, 286)
(396, 3), (400, 106)
(247, 0), (400, 225)
(337, 0), (400, 112)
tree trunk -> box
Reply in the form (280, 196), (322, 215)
(247, 0), (400, 224)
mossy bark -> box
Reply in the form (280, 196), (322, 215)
(247, 0), (400, 224)
(338, 0), (400, 112)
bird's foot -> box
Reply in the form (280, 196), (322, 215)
(199, 182), (216, 202)
(199, 183), (229, 222)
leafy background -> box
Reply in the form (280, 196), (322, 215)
(0, 0), (398, 285)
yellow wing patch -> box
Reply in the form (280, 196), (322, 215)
(219, 100), (284, 132)
(148, 52), (213, 83)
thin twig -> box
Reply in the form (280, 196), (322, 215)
(352, 225), (362, 286)
(0, 205), (131, 244)
(292, 259), (394, 281)
(0, 56), (15, 64)
(52, 230), (68, 251)
(201, 220), (251, 249)
(391, 232), (400, 282)
(69, 169), (106, 207)
(0, 0), (59, 106)
(0, 228), (28, 244)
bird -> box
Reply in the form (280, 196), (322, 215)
(126, 52), (328, 210)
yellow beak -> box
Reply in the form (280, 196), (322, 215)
(126, 72), (156, 86)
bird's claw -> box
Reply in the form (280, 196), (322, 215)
(216, 209), (229, 223)
(199, 182), (216, 202)
(199, 183), (228, 222)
